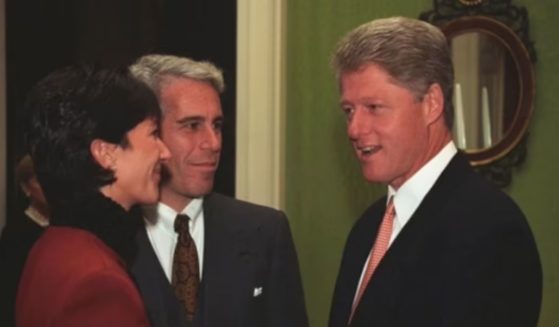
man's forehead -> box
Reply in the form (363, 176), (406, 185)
(163, 105), (223, 121)
(159, 80), (222, 118)
(160, 76), (217, 94)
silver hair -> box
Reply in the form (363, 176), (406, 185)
(332, 16), (454, 128)
(130, 54), (225, 110)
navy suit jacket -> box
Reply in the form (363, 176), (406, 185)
(132, 193), (309, 327)
(329, 153), (542, 327)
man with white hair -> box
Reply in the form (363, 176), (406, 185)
(130, 54), (308, 327)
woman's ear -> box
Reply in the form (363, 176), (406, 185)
(90, 139), (118, 169)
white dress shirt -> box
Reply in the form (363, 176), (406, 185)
(353, 142), (457, 303)
(143, 198), (205, 281)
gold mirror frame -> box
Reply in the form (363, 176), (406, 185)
(420, 0), (536, 187)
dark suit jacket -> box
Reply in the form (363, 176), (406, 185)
(0, 210), (45, 327)
(132, 192), (309, 327)
(329, 153), (542, 327)
(16, 227), (150, 327)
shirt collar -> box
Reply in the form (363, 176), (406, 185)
(182, 198), (203, 224)
(388, 141), (457, 226)
(144, 198), (204, 234)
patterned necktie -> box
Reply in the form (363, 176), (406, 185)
(349, 198), (395, 324)
(172, 214), (200, 321)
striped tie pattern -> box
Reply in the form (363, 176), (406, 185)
(349, 198), (395, 324)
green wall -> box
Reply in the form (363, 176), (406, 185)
(285, 1), (559, 326)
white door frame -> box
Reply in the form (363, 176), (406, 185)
(236, 0), (286, 209)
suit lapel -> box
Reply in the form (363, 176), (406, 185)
(350, 153), (473, 325)
(329, 198), (386, 326)
(132, 228), (190, 327)
(200, 193), (257, 326)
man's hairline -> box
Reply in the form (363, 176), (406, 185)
(337, 62), (429, 104)
(155, 74), (223, 117)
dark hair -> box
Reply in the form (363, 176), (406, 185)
(25, 65), (161, 212)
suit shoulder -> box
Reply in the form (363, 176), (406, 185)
(205, 192), (285, 220)
(29, 227), (124, 276)
(455, 173), (527, 223)
(438, 172), (538, 254)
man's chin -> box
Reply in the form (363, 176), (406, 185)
(185, 183), (214, 199)
(362, 169), (387, 184)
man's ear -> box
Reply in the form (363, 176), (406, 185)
(90, 139), (118, 169)
(422, 83), (445, 125)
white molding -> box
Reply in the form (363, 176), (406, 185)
(236, 0), (285, 209)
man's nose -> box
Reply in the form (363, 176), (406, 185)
(158, 139), (172, 160)
(347, 108), (369, 141)
(201, 126), (222, 152)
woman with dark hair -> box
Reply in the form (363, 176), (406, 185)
(16, 65), (171, 327)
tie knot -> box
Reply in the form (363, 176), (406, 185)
(386, 197), (395, 215)
(174, 214), (190, 234)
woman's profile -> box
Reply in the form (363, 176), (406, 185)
(16, 65), (171, 327)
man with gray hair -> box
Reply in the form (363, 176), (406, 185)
(328, 17), (541, 327)
(130, 54), (308, 327)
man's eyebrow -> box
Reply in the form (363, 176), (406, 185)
(176, 116), (204, 124)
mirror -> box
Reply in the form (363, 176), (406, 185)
(420, 0), (536, 187)
(451, 30), (519, 151)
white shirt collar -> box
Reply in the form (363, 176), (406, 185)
(388, 142), (457, 232)
(143, 198), (205, 280)
(144, 198), (204, 233)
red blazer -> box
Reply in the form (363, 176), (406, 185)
(16, 226), (150, 327)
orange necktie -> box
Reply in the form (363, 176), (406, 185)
(172, 214), (199, 321)
(349, 198), (395, 324)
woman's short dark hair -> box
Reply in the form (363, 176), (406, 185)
(25, 65), (161, 211)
